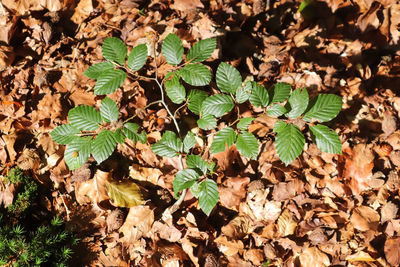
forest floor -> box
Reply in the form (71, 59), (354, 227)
(1, 0), (400, 266)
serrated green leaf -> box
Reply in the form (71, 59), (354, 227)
(190, 181), (201, 198)
(187, 38), (216, 63)
(94, 69), (126, 95)
(51, 124), (80, 145)
(179, 63), (211, 86)
(216, 62), (242, 94)
(210, 127), (236, 154)
(199, 179), (219, 216)
(183, 132), (196, 153)
(151, 130), (182, 158)
(68, 105), (102, 131)
(303, 94), (342, 122)
(100, 97), (119, 122)
(271, 82), (291, 103)
(237, 117), (254, 131)
(275, 123), (305, 165)
(114, 128), (126, 144)
(202, 94), (234, 118)
(286, 88), (309, 119)
(84, 62), (115, 79)
(173, 169), (200, 198)
(236, 131), (259, 159)
(236, 81), (251, 104)
(123, 123), (146, 144)
(249, 82), (269, 107)
(188, 89), (207, 115)
(186, 155), (208, 175)
(105, 180), (144, 207)
(267, 104), (287, 117)
(197, 114), (217, 130)
(165, 74), (186, 104)
(64, 137), (92, 170)
(310, 124), (342, 154)
(102, 37), (127, 65)
(273, 120), (287, 133)
(127, 44), (148, 71)
(162, 33), (183, 65)
(91, 130), (117, 164)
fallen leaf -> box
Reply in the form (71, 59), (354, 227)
(350, 206), (380, 232)
(277, 209), (297, 237)
(218, 176), (250, 211)
(214, 235), (244, 257)
(346, 250), (376, 262)
(71, 0), (93, 25)
(243, 249), (264, 266)
(151, 221), (182, 243)
(119, 206), (154, 243)
(221, 216), (252, 239)
(299, 247), (330, 267)
(381, 202), (398, 223)
(105, 179), (144, 208)
(129, 163), (162, 185)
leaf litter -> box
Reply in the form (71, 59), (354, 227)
(1, 0), (400, 266)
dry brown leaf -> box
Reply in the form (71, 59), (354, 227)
(382, 112), (397, 136)
(277, 209), (297, 237)
(0, 181), (15, 208)
(71, 0), (93, 25)
(218, 176), (249, 211)
(151, 221), (182, 243)
(75, 179), (97, 205)
(0, 45), (14, 71)
(346, 250), (376, 262)
(381, 202), (398, 224)
(129, 163), (162, 185)
(385, 237), (400, 266)
(350, 206), (380, 232)
(244, 249), (264, 266)
(221, 216), (252, 239)
(214, 235), (244, 257)
(299, 247), (330, 267)
(119, 206), (154, 243)
(356, 2), (381, 33)
(2, 132), (17, 162)
(181, 237), (199, 267)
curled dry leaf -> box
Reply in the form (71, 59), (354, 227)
(218, 176), (250, 211)
(119, 206), (154, 243)
(151, 221), (182, 243)
(277, 209), (297, 237)
(221, 215), (252, 239)
(299, 247), (330, 267)
(71, 0), (93, 25)
(129, 163), (162, 185)
(243, 249), (264, 266)
(350, 206), (380, 232)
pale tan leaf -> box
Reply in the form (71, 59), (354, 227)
(214, 235), (244, 257)
(119, 206), (154, 243)
(346, 251), (376, 262)
(385, 237), (400, 266)
(105, 180), (144, 208)
(129, 164), (162, 185)
(299, 247), (330, 267)
(350, 206), (380, 232)
(277, 209), (297, 237)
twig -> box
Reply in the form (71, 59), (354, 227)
(123, 100), (163, 123)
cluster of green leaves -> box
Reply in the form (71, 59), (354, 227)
(0, 216), (78, 267)
(4, 167), (38, 216)
(51, 37), (150, 170)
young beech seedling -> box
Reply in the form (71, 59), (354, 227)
(51, 33), (342, 215)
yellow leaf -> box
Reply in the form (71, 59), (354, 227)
(277, 209), (297, 237)
(105, 180), (144, 208)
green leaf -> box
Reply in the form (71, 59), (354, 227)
(271, 82), (291, 103)
(102, 37), (127, 65)
(114, 128), (126, 144)
(151, 131), (182, 158)
(127, 44), (148, 71)
(303, 94), (342, 122)
(68, 105), (102, 131)
(94, 69), (126, 95)
(51, 124), (80, 145)
(183, 132), (196, 153)
(188, 89), (207, 115)
(64, 137), (92, 170)
(236, 131), (259, 159)
(84, 62), (114, 79)
(186, 155), (208, 175)
(162, 33), (183, 65)
(199, 179), (219, 216)
(249, 82), (269, 108)
(286, 88), (309, 119)
(210, 127), (236, 154)
(236, 81), (251, 104)
(187, 38), (216, 63)
(273, 120), (287, 133)
(105, 180), (144, 207)
(275, 123), (305, 166)
(237, 117), (254, 131)
(165, 74), (186, 104)
(216, 62), (241, 94)
(197, 114), (217, 130)
(100, 97), (119, 122)
(173, 169), (200, 198)
(202, 94), (234, 118)
(190, 181), (201, 198)
(91, 130), (117, 164)
(123, 123), (146, 144)
(310, 124), (342, 154)
(179, 63), (211, 86)
(267, 104), (287, 117)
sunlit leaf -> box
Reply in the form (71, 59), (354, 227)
(216, 62), (241, 94)
(84, 62), (114, 79)
(285, 87), (309, 119)
(188, 89), (208, 115)
(68, 105), (102, 131)
(105, 180), (144, 207)
(275, 122), (305, 165)
(123, 123), (146, 144)
(94, 69), (126, 95)
(102, 37), (127, 65)
(187, 38), (216, 63)
(127, 44), (148, 71)
(235, 131), (259, 159)
(199, 179), (219, 216)
(202, 94), (234, 118)
(165, 73), (186, 104)
(179, 63), (211, 86)
(100, 97), (119, 122)
(267, 104), (287, 117)
(51, 124), (80, 145)
(186, 155), (208, 175)
(91, 130), (117, 164)
(161, 33), (183, 65)
(183, 132), (196, 153)
(303, 94), (342, 122)
(173, 169), (199, 198)
(249, 82), (269, 108)
(64, 137), (92, 170)
(237, 117), (254, 131)
(271, 82), (291, 103)
(151, 131), (182, 157)
(210, 127), (236, 154)
(197, 114), (217, 130)
(310, 124), (342, 154)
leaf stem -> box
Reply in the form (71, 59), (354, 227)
(123, 100), (163, 124)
